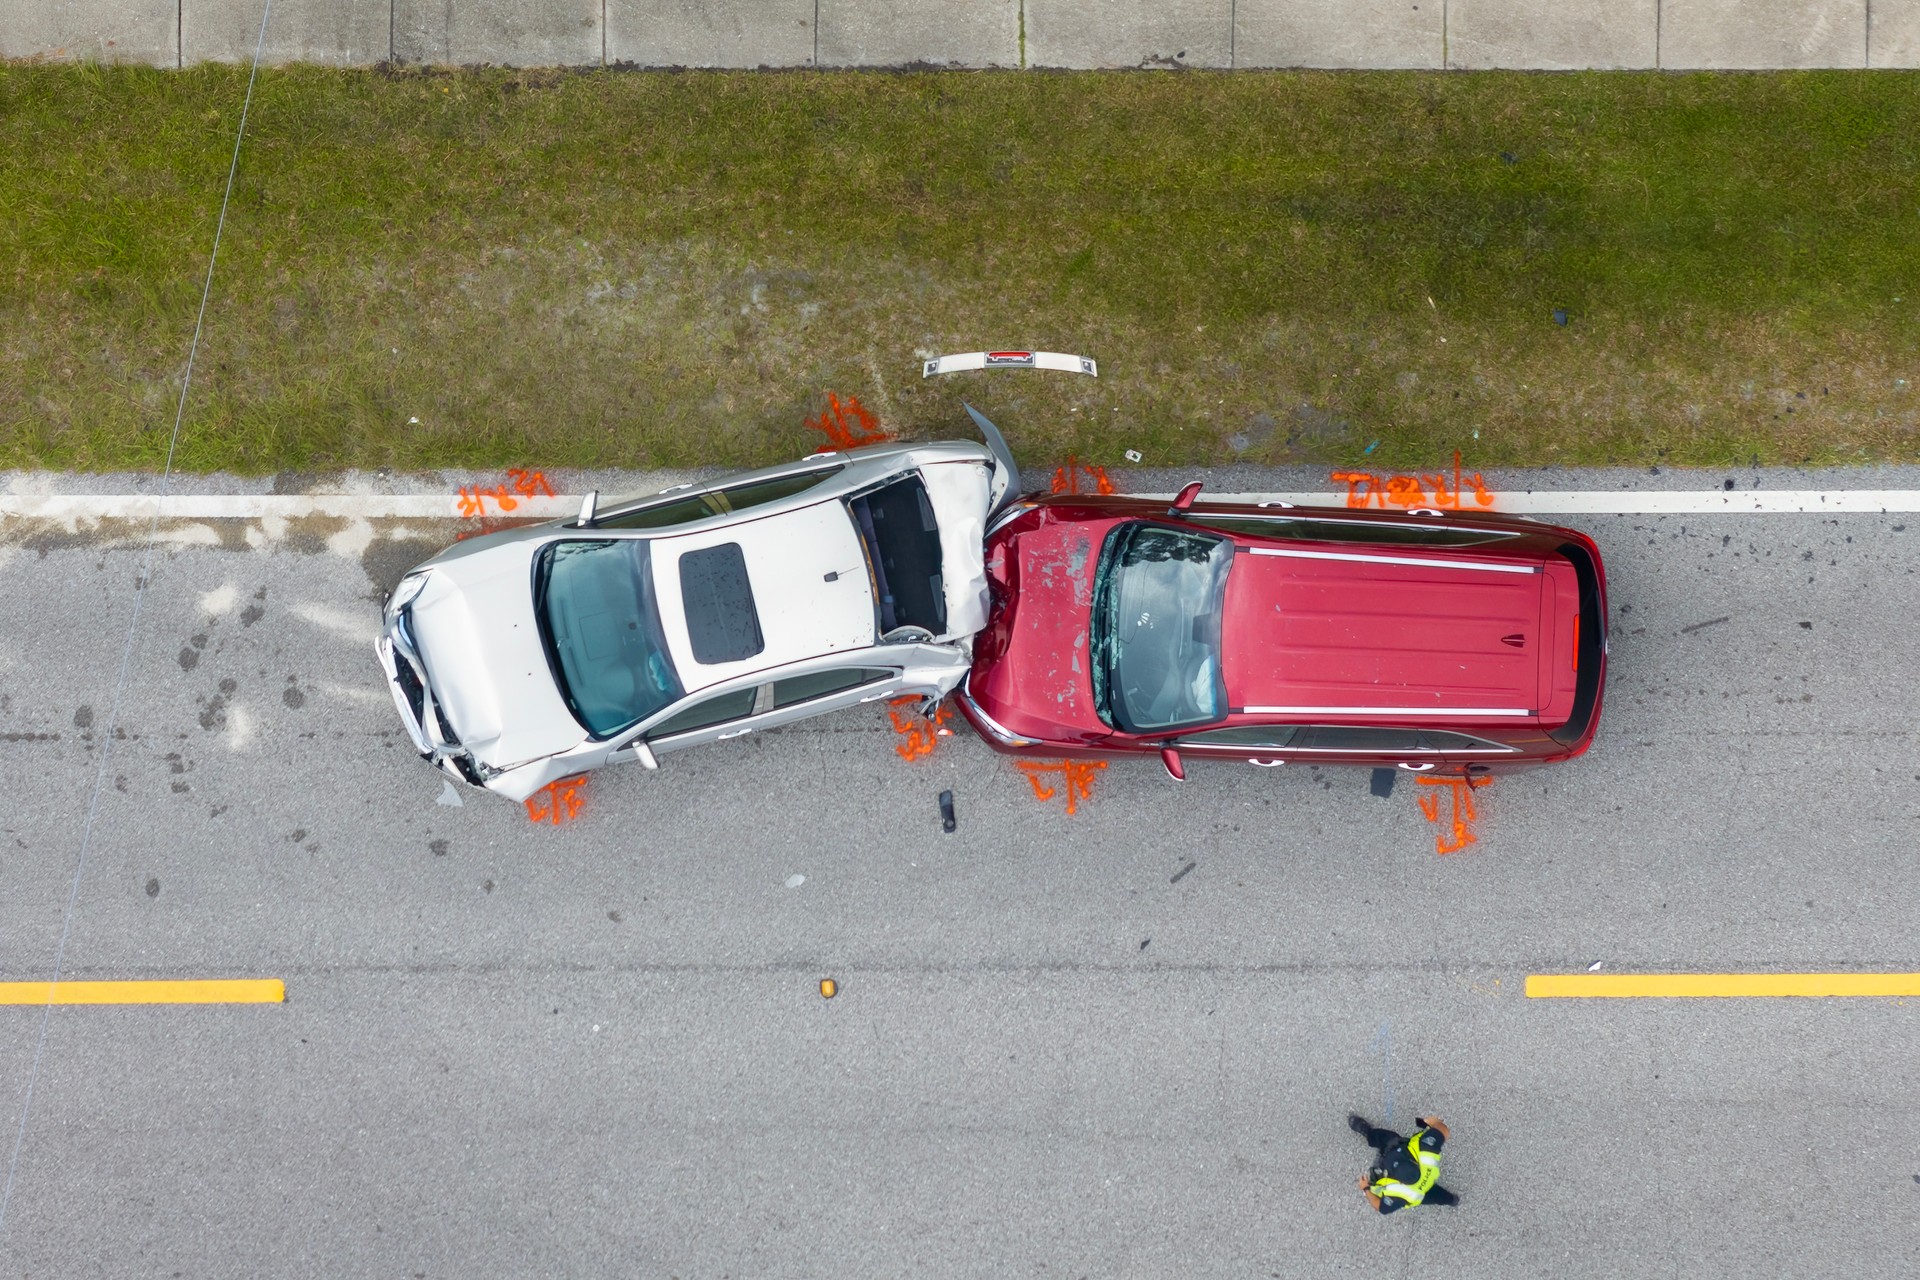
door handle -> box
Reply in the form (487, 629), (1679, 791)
(1248, 758), (1286, 768)
(1396, 761), (1437, 771)
(717, 727), (753, 740)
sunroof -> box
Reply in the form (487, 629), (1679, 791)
(679, 543), (765, 665)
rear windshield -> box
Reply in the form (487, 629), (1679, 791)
(534, 540), (684, 738)
(847, 474), (946, 636)
(1091, 522), (1233, 734)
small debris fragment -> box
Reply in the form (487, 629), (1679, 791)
(1140, 938), (1151, 951)
(144, 877), (160, 899)
(785, 874), (806, 888)
(408, 416), (420, 424)
(1364, 441), (1379, 454)
(1170, 860), (1197, 884)
(1552, 309), (1568, 326)
(1370, 768), (1397, 799)
(436, 779), (464, 807)
(1679, 616), (1730, 634)
(1124, 449), (1142, 463)
(1588, 961), (1604, 972)
(819, 978), (838, 999)
(939, 789), (956, 833)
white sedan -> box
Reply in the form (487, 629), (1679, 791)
(376, 431), (1017, 802)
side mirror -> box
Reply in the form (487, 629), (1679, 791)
(1160, 746), (1186, 782)
(577, 489), (599, 527)
(629, 740), (659, 771)
(1169, 481), (1204, 515)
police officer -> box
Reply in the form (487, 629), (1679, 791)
(1348, 1113), (1458, 1213)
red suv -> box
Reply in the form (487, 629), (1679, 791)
(954, 486), (1608, 781)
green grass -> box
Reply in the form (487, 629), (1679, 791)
(1, 65), (1917, 474)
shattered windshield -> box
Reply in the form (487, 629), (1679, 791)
(1090, 523), (1233, 734)
(535, 539), (685, 738)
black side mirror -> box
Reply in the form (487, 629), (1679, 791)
(1169, 481), (1204, 515)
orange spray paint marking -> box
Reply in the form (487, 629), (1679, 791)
(887, 697), (953, 762)
(1014, 759), (1108, 815)
(506, 468), (556, 499)
(1050, 457), (1115, 496)
(456, 484), (520, 518)
(808, 392), (894, 450)
(524, 776), (587, 826)
(1415, 774), (1490, 854)
(1332, 452), (1494, 511)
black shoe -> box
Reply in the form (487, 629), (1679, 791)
(1347, 1114), (1370, 1135)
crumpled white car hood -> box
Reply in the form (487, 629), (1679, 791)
(919, 459), (992, 641)
(408, 542), (586, 772)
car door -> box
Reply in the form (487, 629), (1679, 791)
(1290, 725), (1447, 772)
(1170, 723), (1306, 768)
(633, 684), (765, 758)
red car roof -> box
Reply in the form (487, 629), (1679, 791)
(1219, 549), (1551, 719)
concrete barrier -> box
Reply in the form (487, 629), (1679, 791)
(2, 0), (177, 66)
(2, 0), (1915, 68)
(816, 0), (1019, 68)
(1027, 0), (1232, 68)
(186, 0), (386, 64)
(1234, 0), (1443, 69)
(1448, 0), (1657, 69)
(608, 0), (815, 68)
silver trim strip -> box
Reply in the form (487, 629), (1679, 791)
(1245, 546), (1539, 574)
(1241, 706), (1534, 717)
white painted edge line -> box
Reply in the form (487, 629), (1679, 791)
(2, 490), (1918, 520)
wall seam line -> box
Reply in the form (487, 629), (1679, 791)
(1229, 0), (1235, 68)
(1865, 0), (1871, 66)
(1655, 0), (1661, 68)
(814, 0), (820, 66)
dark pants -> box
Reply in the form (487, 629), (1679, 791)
(1355, 1122), (1458, 1207)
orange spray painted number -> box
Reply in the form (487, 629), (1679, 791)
(1331, 452), (1494, 511)
(808, 393), (895, 450)
(887, 697), (954, 762)
(457, 469), (555, 520)
(1051, 457), (1115, 496)
(1415, 774), (1489, 854)
(524, 776), (587, 825)
(1015, 759), (1108, 815)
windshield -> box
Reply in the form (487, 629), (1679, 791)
(535, 539), (684, 737)
(1091, 523), (1233, 734)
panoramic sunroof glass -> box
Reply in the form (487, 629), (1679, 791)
(678, 542), (765, 665)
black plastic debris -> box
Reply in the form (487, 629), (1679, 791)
(1170, 860), (1196, 884)
(938, 789), (956, 833)
(1370, 768), (1397, 799)
(1552, 308), (1569, 326)
(1500, 151), (1517, 164)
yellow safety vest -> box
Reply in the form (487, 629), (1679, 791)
(1371, 1130), (1442, 1206)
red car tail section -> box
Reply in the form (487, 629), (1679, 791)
(1219, 550), (1551, 722)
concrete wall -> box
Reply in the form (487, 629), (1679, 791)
(4, 0), (1916, 68)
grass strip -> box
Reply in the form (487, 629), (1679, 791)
(1, 65), (1916, 474)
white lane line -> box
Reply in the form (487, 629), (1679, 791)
(2, 490), (1919, 521)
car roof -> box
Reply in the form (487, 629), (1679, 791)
(650, 499), (877, 695)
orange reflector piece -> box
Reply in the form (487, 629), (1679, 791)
(819, 978), (838, 999)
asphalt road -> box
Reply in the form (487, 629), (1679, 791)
(1, 470), (1917, 1277)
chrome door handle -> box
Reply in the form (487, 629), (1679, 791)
(717, 728), (753, 740)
